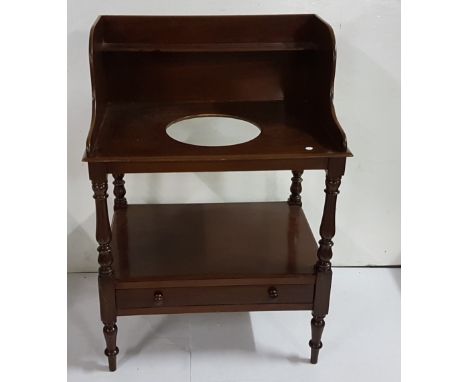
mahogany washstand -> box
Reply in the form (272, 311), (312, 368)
(82, 14), (352, 371)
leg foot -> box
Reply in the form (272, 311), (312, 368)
(309, 314), (325, 364)
(103, 323), (119, 371)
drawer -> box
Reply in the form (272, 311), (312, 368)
(116, 284), (314, 310)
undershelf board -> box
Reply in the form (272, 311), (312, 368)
(111, 202), (318, 287)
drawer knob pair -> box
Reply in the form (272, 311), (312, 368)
(268, 287), (279, 299)
(154, 291), (164, 304)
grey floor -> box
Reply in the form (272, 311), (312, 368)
(68, 268), (400, 382)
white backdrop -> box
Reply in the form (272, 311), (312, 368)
(67, 0), (400, 271)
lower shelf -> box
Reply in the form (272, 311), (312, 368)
(111, 202), (318, 315)
(111, 202), (318, 287)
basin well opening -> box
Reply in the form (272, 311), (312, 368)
(166, 115), (261, 147)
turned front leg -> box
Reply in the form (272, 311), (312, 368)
(310, 172), (342, 364)
(309, 314), (325, 363)
(92, 178), (119, 371)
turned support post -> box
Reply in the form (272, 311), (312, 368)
(112, 173), (127, 210)
(316, 175), (341, 272)
(288, 170), (304, 206)
(92, 176), (119, 371)
(309, 314), (325, 363)
(310, 159), (344, 364)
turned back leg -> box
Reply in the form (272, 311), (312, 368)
(112, 173), (127, 210)
(288, 170), (303, 206)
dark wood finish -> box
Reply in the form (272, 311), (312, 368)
(288, 170), (304, 206)
(88, 156), (331, 174)
(310, 158), (345, 363)
(116, 284), (314, 311)
(111, 203), (317, 285)
(316, 173), (342, 272)
(91, 178), (119, 371)
(83, 14), (351, 174)
(118, 303), (313, 316)
(94, 15), (333, 47)
(83, 101), (351, 171)
(309, 314), (325, 363)
(83, 15), (351, 371)
(98, 41), (320, 53)
(112, 174), (127, 210)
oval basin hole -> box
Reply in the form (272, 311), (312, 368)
(166, 116), (261, 147)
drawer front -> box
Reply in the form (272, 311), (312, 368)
(116, 284), (314, 310)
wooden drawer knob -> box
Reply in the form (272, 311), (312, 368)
(268, 287), (279, 299)
(153, 291), (164, 304)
